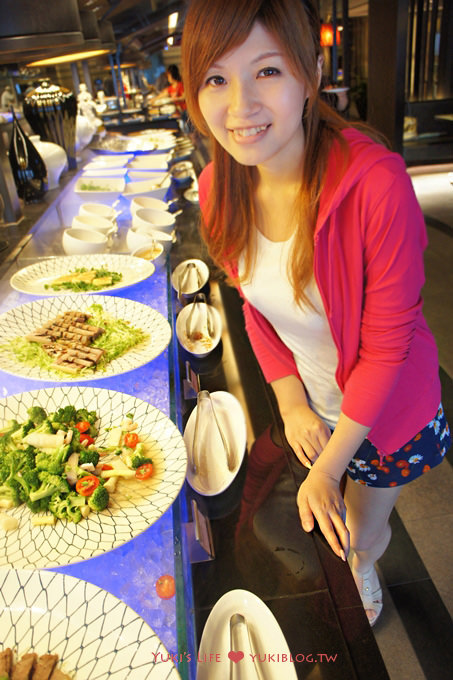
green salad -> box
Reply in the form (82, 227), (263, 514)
(44, 267), (123, 292)
(1, 303), (149, 377)
(0, 406), (154, 527)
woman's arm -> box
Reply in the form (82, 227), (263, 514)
(297, 413), (370, 559)
(271, 374), (331, 467)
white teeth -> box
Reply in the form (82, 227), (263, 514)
(233, 125), (267, 137)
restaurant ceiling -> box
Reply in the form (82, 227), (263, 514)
(77, 0), (187, 60)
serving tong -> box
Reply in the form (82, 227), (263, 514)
(185, 293), (215, 341)
(190, 390), (235, 476)
(229, 613), (262, 680)
(177, 261), (204, 299)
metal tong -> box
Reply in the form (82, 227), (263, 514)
(190, 390), (235, 476)
(177, 261), (203, 299)
(185, 293), (215, 340)
(229, 613), (262, 680)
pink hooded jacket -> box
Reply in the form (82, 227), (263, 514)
(198, 128), (441, 455)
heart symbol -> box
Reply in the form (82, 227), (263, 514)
(228, 651), (244, 663)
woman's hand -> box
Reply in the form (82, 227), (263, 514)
(282, 403), (331, 467)
(297, 468), (349, 560)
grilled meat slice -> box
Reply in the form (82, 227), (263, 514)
(11, 652), (37, 680)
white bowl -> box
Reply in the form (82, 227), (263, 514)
(72, 214), (116, 236)
(79, 202), (118, 221)
(132, 207), (176, 234)
(176, 300), (222, 358)
(74, 177), (125, 204)
(131, 241), (165, 268)
(122, 175), (171, 199)
(171, 259), (210, 297)
(130, 195), (168, 215)
(126, 225), (163, 252)
(128, 155), (170, 170)
(62, 228), (108, 255)
(130, 227), (173, 254)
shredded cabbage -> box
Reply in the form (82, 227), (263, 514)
(1, 304), (149, 376)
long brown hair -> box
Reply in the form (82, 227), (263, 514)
(182, 0), (349, 305)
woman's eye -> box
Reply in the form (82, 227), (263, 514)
(258, 67), (281, 77)
(205, 75), (225, 87)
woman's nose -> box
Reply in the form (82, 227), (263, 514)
(228, 78), (259, 116)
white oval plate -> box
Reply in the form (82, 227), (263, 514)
(0, 387), (187, 569)
(183, 391), (246, 496)
(0, 569), (181, 679)
(0, 294), (171, 382)
(197, 589), (297, 680)
(176, 302), (222, 358)
(10, 254), (155, 296)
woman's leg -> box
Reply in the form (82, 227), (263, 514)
(344, 478), (402, 624)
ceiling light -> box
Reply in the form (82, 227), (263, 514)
(26, 49), (110, 67)
(168, 12), (179, 30)
(167, 37), (174, 46)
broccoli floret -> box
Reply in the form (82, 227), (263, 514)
(50, 405), (77, 430)
(48, 491), (84, 523)
(27, 406), (48, 426)
(35, 445), (71, 475)
(131, 454), (153, 469)
(10, 419), (35, 444)
(14, 466), (40, 502)
(26, 496), (51, 513)
(29, 419), (55, 436)
(87, 484), (109, 512)
(78, 448), (100, 467)
(76, 408), (97, 425)
(29, 471), (70, 502)
(0, 482), (21, 508)
(0, 419), (20, 436)
(0, 421), (21, 455)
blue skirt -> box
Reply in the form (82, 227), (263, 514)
(346, 403), (451, 487)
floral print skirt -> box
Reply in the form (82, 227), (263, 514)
(347, 404), (451, 487)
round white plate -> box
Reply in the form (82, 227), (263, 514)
(0, 569), (181, 679)
(0, 387), (187, 569)
(0, 294), (171, 382)
(197, 589), (297, 680)
(183, 392), (246, 496)
(10, 254), (155, 296)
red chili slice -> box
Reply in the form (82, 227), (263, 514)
(80, 433), (95, 446)
(75, 475), (100, 496)
(135, 463), (153, 480)
(101, 464), (113, 471)
(124, 432), (139, 448)
(75, 421), (91, 433)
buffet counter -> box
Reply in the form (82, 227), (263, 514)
(0, 131), (390, 680)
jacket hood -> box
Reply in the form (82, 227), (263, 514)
(316, 127), (407, 232)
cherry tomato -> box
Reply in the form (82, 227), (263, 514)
(75, 475), (100, 496)
(135, 463), (153, 480)
(80, 433), (95, 446)
(124, 432), (139, 448)
(155, 574), (175, 599)
(75, 421), (91, 433)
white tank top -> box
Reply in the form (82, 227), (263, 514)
(239, 231), (342, 429)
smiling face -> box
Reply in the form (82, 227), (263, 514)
(198, 22), (310, 175)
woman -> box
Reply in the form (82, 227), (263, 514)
(149, 64), (186, 114)
(181, 0), (450, 626)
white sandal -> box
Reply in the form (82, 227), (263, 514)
(352, 565), (383, 627)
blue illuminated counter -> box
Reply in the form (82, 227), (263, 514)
(0, 170), (197, 680)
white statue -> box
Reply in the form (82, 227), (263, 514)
(77, 83), (97, 124)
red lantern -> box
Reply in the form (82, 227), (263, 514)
(320, 23), (341, 48)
